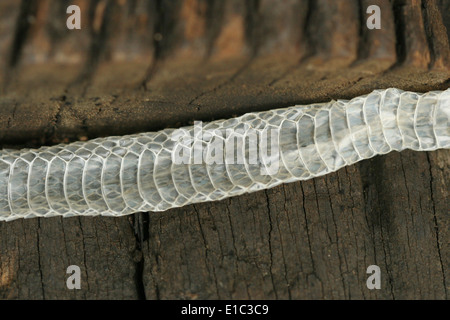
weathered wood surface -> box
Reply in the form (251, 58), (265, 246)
(0, 0), (448, 299)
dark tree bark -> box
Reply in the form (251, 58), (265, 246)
(0, 0), (448, 299)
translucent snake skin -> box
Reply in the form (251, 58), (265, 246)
(0, 88), (449, 221)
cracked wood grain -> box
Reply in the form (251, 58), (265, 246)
(0, 0), (448, 299)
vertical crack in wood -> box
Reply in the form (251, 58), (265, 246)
(244, 0), (261, 57)
(193, 204), (221, 299)
(36, 219), (45, 299)
(8, 0), (38, 68)
(2, 0), (39, 92)
(359, 158), (396, 299)
(426, 152), (448, 299)
(325, 177), (348, 298)
(279, 185), (293, 299)
(142, 0), (182, 90)
(131, 212), (148, 300)
(77, 217), (91, 292)
(204, 0), (225, 58)
(72, 0), (116, 93)
(392, 0), (407, 66)
(263, 189), (278, 299)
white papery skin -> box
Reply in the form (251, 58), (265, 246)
(0, 88), (449, 221)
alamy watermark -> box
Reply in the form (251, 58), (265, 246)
(367, 5), (381, 29)
(171, 121), (280, 175)
(66, 265), (81, 289)
(366, 265), (381, 289)
(65, 4), (382, 31)
(66, 5), (81, 30)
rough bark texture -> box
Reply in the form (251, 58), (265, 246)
(0, 0), (448, 299)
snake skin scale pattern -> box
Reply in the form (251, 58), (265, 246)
(0, 88), (449, 221)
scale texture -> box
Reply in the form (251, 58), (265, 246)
(0, 88), (449, 221)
